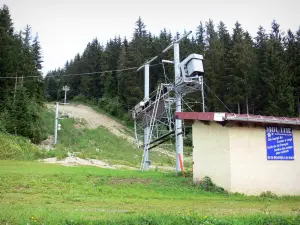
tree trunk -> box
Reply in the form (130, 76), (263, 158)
(237, 103), (240, 114)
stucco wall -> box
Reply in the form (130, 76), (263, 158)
(229, 125), (300, 195)
(193, 121), (300, 195)
(192, 121), (231, 190)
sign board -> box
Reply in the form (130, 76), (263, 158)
(265, 126), (294, 160)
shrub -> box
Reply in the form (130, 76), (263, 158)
(196, 176), (227, 194)
(72, 94), (97, 105)
(98, 96), (125, 118)
(259, 191), (278, 198)
(0, 132), (46, 160)
(1, 87), (47, 143)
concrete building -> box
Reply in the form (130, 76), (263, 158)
(176, 112), (300, 196)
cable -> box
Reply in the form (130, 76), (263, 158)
(52, 67), (139, 77)
(0, 75), (40, 79)
(203, 82), (232, 113)
(0, 63), (164, 80)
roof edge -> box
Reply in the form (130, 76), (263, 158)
(175, 112), (300, 126)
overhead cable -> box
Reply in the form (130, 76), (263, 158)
(0, 64), (162, 80)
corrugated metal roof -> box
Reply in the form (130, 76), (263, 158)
(175, 112), (300, 126)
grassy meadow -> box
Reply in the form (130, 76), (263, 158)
(0, 161), (300, 224)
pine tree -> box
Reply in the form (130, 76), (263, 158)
(0, 5), (46, 142)
(204, 19), (221, 111)
(226, 22), (256, 114)
(286, 28), (300, 115)
(262, 21), (294, 116)
(196, 22), (205, 54)
(104, 72), (117, 97)
(32, 34), (43, 70)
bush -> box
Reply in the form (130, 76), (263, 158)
(72, 94), (97, 105)
(0, 132), (46, 160)
(196, 176), (227, 194)
(1, 87), (47, 143)
(259, 191), (278, 198)
(98, 96), (125, 118)
(122, 112), (134, 127)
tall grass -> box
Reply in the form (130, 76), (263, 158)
(0, 132), (45, 160)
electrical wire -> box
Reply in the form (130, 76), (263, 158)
(0, 64), (162, 80)
(0, 75), (41, 79)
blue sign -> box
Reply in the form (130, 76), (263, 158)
(265, 126), (294, 160)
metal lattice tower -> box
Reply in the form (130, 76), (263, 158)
(131, 31), (205, 172)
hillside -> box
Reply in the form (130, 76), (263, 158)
(46, 103), (135, 144)
(42, 103), (180, 170)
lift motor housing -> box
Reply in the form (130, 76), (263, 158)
(179, 53), (204, 78)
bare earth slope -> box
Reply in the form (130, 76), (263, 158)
(45, 103), (178, 170)
(47, 103), (135, 144)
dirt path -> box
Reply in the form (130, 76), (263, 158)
(46, 103), (136, 144)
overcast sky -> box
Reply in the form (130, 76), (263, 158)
(3, 0), (300, 75)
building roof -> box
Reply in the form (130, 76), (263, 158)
(175, 112), (300, 126)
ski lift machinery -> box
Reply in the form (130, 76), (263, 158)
(131, 31), (205, 172)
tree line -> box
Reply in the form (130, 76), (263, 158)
(2, 3), (300, 143)
(0, 5), (45, 143)
(45, 17), (300, 120)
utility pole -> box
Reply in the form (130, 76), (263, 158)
(201, 76), (205, 112)
(14, 74), (18, 103)
(54, 102), (59, 144)
(62, 85), (70, 104)
(143, 63), (150, 170)
(174, 41), (184, 173)
(53, 102), (68, 145)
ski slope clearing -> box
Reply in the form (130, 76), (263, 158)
(47, 103), (135, 144)
(42, 104), (177, 170)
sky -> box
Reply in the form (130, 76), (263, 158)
(3, 0), (300, 75)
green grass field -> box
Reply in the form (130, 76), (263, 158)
(0, 161), (300, 224)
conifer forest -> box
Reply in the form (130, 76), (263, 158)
(1, 4), (300, 142)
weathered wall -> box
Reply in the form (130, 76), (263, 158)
(192, 121), (231, 191)
(229, 125), (300, 195)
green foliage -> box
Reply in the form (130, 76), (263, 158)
(1, 87), (47, 143)
(259, 191), (278, 199)
(72, 94), (94, 104)
(0, 132), (45, 160)
(0, 5), (45, 143)
(98, 96), (125, 117)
